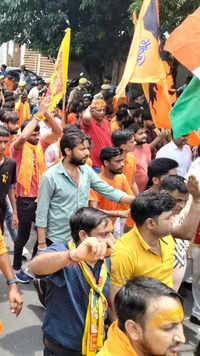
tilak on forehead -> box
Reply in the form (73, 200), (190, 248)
(91, 99), (106, 108)
(149, 303), (184, 328)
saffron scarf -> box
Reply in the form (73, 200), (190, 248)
(15, 101), (31, 127)
(18, 141), (46, 196)
(97, 321), (138, 356)
(68, 240), (108, 356)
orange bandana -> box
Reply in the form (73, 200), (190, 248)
(91, 99), (106, 108)
(18, 141), (46, 196)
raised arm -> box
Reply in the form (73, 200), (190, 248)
(30, 237), (114, 275)
(172, 176), (200, 240)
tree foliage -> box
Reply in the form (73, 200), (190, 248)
(0, 0), (199, 82)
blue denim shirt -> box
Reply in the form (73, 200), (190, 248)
(36, 162), (125, 243)
(42, 243), (111, 351)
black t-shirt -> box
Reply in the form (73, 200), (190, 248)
(0, 157), (16, 199)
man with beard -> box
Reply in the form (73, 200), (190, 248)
(98, 277), (185, 356)
(129, 121), (151, 192)
(11, 99), (62, 283)
(89, 147), (132, 234)
(36, 130), (135, 251)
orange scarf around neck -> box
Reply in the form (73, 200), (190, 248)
(18, 141), (46, 196)
(97, 321), (138, 356)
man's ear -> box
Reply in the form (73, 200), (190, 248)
(64, 147), (71, 157)
(145, 217), (156, 231)
(152, 176), (160, 187)
(120, 144), (126, 151)
(104, 160), (109, 168)
(125, 319), (143, 342)
(79, 230), (88, 243)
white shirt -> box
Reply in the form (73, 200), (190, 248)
(28, 86), (39, 106)
(156, 140), (192, 177)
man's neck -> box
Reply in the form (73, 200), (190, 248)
(151, 184), (159, 191)
(62, 158), (79, 173)
(94, 118), (104, 126)
(129, 339), (152, 356)
(137, 226), (160, 249)
(135, 143), (144, 149)
(102, 168), (115, 180)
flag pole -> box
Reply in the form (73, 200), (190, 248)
(62, 93), (66, 127)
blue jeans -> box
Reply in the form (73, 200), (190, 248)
(5, 197), (17, 242)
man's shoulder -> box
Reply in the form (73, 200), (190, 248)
(126, 153), (136, 165)
(4, 156), (16, 167)
(42, 162), (62, 179)
(113, 229), (136, 255)
(161, 234), (175, 247)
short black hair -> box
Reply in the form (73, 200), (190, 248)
(132, 108), (144, 119)
(104, 74), (112, 82)
(21, 119), (40, 132)
(127, 121), (144, 133)
(115, 276), (182, 331)
(147, 158), (178, 187)
(128, 103), (141, 110)
(70, 207), (110, 246)
(116, 107), (129, 123)
(111, 130), (134, 148)
(100, 146), (123, 166)
(160, 175), (188, 195)
(130, 190), (175, 226)
(60, 128), (86, 156)
(4, 111), (19, 124)
(0, 125), (9, 137)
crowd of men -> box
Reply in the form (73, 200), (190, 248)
(0, 65), (200, 355)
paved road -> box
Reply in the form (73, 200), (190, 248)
(0, 228), (199, 356)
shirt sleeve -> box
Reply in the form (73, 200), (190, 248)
(39, 243), (67, 287)
(88, 166), (125, 203)
(110, 248), (135, 288)
(35, 173), (55, 228)
(0, 229), (7, 255)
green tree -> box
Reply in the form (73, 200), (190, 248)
(129, 0), (199, 35)
(0, 0), (199, 83)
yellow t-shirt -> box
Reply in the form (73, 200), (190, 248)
(111, 225), (175, 289)
(0, 229), (7, 256)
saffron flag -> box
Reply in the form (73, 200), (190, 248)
(142, 58), (176, 129)
(170, 76), (200, 138)
(116, 0), (166, 97)
(165, 7), (200, 79)
(47, 28), (71, 112)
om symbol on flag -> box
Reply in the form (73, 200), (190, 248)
(137, 39), (151, 66)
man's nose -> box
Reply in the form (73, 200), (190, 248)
(174, 324), (186, 345)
